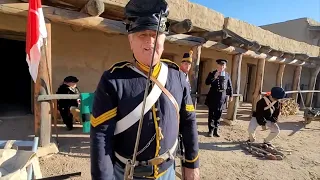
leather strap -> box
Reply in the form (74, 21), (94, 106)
(150, 76), (180, 122)
(114, 63), (169, 135)
(115, 138), (178, 166)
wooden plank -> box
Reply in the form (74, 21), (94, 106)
(226, 54), (243, 121)
(38, 94), (80, 101)
(291, 66), (302, 101)
(252, 58), (266, 111)
(276, 64), (286, 87)
(305, 66), (320, 107)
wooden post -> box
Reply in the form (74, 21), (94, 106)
(252, 58), (266, 111)
(190, 45), (202, 107)
(226, 54), (243, 122)
(292, 66), (302, 101)
(34, 20), (52, 147)
(305, 66), (320, 107)
(276, 64), (285, 87)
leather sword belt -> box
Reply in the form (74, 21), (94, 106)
(115, 139), (178, 166)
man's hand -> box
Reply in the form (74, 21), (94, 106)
(229, 96), (233, 102)
(183, 167), (200, 180)
(214, 71), (220, 79)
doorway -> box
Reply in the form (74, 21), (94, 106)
(244, 63), (256, 102)
(0, 38), (32, 117)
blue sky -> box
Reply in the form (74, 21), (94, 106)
(189, 0), (320, 26)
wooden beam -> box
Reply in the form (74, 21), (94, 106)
(169, 19), (193, 34)
(252, 58), (266, 111)
(80, 0), (105, 17)
(291, 66), (302, 101)
(34, 21), (52, 147)
(305, 66), (320, 107)
(276, 64), (286, 87)
(195, 30), (228, 42)
(226, 54), (243, 121)
(0, 0), (127, 34)
(258, 45), (272, 54)
(282, 52), (295, 59)
(269, 49), (284, 57)
(295, 53), (309, 61)
(190, 45), (202, 107)
(242, 41), (261, 51)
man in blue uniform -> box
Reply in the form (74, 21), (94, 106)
(205, 59), (233, 137)
(90, 0), (200, 179)
(180, 51), (193, 90)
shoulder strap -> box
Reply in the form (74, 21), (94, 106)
(150, 76), (180, 123)
(114, 62), (169, 135)
(263, 96), (276, 114)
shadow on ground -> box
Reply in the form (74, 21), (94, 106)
(199, 141), (243, 151)
(0, 115), (90, 158)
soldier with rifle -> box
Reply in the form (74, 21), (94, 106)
(90, 0), (200, 179)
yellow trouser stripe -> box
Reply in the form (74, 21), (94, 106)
(91, 107), (117, 127)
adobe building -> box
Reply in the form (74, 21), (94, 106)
(1, 0), (320, 143)
(261, 18), (320, 107)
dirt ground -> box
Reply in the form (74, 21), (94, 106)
(1, 103), (320, 180)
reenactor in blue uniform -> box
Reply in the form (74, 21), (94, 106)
(205, 59), (233, 137)
(180, 50), (193, 91)
(248, 87), (285, 146)
(90, 0), (200, 179)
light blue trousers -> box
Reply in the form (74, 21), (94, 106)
(113, 163), (175, 180)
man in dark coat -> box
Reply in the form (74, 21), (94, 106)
(90, 0), (200, 179)
(205, 59), (233, 137)
(56, 76), (80, 130)
(248, 87), (285, 146)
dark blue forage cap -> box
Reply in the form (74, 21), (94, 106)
(124, 0), (170, 34)
(271, 86), (285, 99)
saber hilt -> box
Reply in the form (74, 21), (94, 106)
(124, 10), (164, 180)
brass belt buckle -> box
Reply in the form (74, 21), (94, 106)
(148, 157), (165, 165)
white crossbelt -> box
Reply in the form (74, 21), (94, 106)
(114, 62), (168, 135)
(115, 138), (178, 166)
(263, 96), (277, 114)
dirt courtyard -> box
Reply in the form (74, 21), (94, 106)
(0, 103), (320, 180)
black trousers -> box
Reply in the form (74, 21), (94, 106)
(59, 107), (73, 129)
(208, 107), (223, 131)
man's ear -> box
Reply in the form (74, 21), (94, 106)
(128, 34), (133, 51)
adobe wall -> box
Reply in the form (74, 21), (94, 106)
(224, 17), (320, 57)
(104, 0), (225, 31)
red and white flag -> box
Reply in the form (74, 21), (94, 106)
(26, 0), (47, 82)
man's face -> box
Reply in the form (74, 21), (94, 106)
(180, 61), (192, 73)
(66, 82), (77, 88)
(128, 30), (166, 66)
(217, 64), (226, 72)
